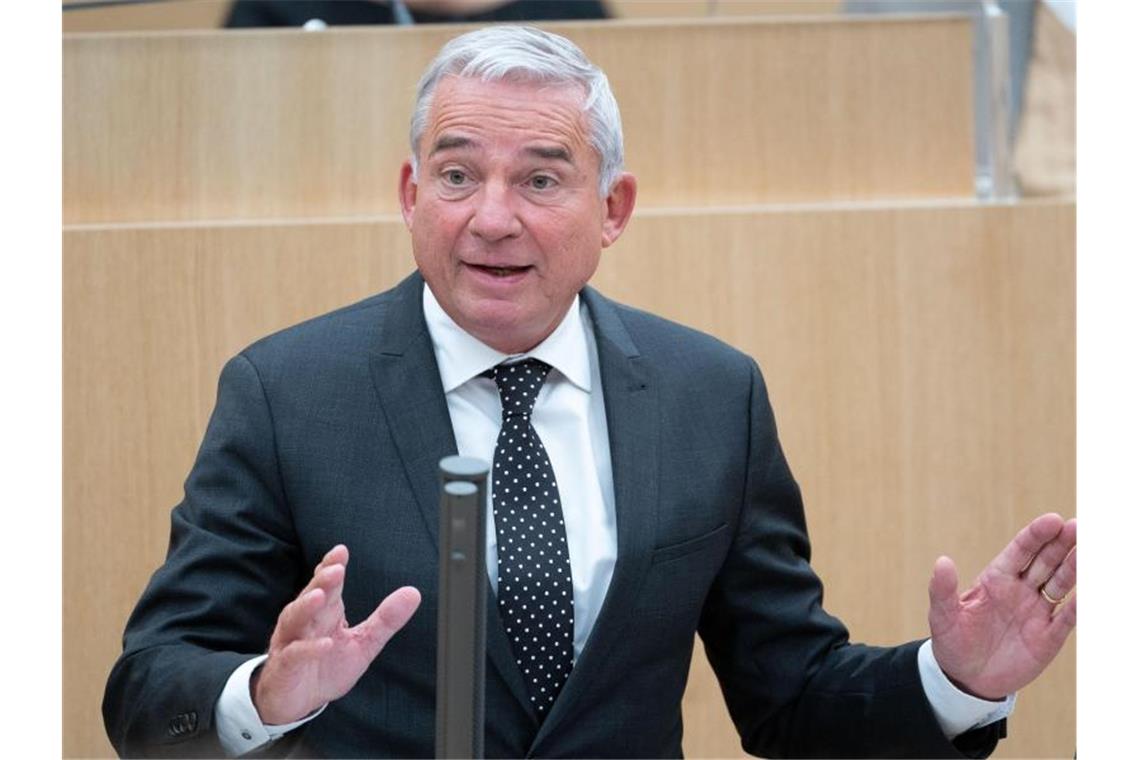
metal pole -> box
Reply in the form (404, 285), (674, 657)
(436, 456), (489, 759)
(978, 1), (1016, 200)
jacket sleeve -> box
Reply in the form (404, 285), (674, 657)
(103, 353), (308, 758)
(697, 360), (1004, 759)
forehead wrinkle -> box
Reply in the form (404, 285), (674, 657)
(425, 83), (591, 158)
(429, 108), (584, 145)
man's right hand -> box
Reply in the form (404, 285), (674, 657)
(251, 544), (421, 725)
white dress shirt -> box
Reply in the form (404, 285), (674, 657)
(423, 286), (617, 662)
(214, 285), (1013, 755)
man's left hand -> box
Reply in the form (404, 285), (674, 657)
(927, 513), (1077, 700)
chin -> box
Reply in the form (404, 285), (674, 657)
(453, 300), (521, 339)
(473, 313), (551, 354)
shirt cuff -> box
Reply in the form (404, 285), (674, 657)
(917, 639), (1016, 738)
(214, 654), (328, 757)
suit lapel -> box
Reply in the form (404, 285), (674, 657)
(367, 273), (456, 549)
(530, 288), (661, 752)
(367, 272), (536, 720)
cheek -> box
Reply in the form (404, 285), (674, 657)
(558, 214), (604, 269)
(535, 206), (601, 256)
(543, 231), (602, 294)
(411, 203), (464, 272)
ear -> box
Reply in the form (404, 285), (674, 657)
(600, 172), (637, 248)
(398, 160), (418, 230)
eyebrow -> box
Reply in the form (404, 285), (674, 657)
(427, 134), (576, 165)
(525, 145), (575, 164)
(428, 134), (475, 157)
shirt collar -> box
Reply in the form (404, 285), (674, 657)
(422, 283), (592, 394)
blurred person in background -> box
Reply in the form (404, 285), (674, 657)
(225, 0), (610, 28)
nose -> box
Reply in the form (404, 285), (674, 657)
(467, 181), (523, 242)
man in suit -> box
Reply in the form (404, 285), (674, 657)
(103, 25), (1077, 758)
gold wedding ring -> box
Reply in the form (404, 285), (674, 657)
(1039, 586), (1065, 605)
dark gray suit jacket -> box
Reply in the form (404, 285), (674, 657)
(103, 272), (1003, 758)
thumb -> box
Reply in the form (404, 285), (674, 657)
(357, 586), (422, 657)
(928, 555), (960, 635)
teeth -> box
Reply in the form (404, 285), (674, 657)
(470, 263), (526, 276)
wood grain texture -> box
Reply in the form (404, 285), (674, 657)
(63, 0), (231, 33)
(63, 220), (417, 758)
(1013, 3), (1075, 196)
(64, 15), (974, 223)
(602, 200), (1077, 758)
(64, 200), (1074, 758)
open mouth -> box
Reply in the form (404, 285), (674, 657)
(469, 264), (531, 277)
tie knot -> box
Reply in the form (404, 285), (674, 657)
(488, 358), (552, 419)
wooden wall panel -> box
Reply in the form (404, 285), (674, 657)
(63, 0), (231, 33)
(1013, 2), (1076, 196)
(63, 220), (417, 758)
(598, 200), (1076, 757)
(64, 15), (975, 223)
(64, 200), (1074, 758)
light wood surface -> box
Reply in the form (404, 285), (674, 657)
(64, 15), (975, 223)
(65, 199), (1074, 758)
(1014, 2), (1075, 196)
(63, 0), (231, 33)
(63, 219), (417, 759)
(606, 200), (1077, 757)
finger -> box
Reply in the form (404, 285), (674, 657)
(927, 556), (960, 635)
(991, 513), (1065, 576)
(271, 587), (327, 648)
(1046, 590), (1076, 650)
(307, 563), (345, 603)
(1022, 518), (1076, 588)
(307, 563), (348, 630)
(298, 545), (350, 597)
(272, 563), (347, 644)
(321, 543), (348, 566)
(354, 586), (422, 657)
(1040, 545), (1076, 606)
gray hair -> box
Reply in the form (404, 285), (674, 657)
(409, 25), (624, 196)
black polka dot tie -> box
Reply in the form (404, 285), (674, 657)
(488, 359), (574, 720)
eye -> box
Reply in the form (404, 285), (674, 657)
(527, 175), (556, 191)
(443, 169), (468, 186)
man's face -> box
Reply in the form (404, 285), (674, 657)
(399, 75), (636, 354)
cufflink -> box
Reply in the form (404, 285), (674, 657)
(166, 711), (198, 737)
